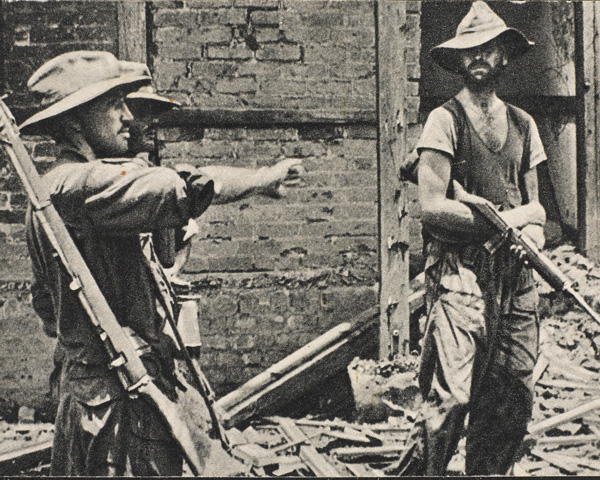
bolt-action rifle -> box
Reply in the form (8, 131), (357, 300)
(0, 98), (210, 475)
(455, 180), (600, 326)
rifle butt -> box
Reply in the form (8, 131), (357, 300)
(139, 380), (211, 476)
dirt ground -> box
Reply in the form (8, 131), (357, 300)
(4, 244), (600, 476)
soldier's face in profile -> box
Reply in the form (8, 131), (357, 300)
(126, 101), (157, 155)
(459, 39), (507, 86)
(75, 88), (133, 157)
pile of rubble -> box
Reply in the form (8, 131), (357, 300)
(5, 244), (600, 476)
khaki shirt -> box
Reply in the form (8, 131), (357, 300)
(27, 149), (213, 404)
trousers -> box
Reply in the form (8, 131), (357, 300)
(392, 241), (539, 476)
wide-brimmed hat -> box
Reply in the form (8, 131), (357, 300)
(20, 51), (152, 131)
(431, 1), (534, 73)
(121, 61), (181, 114)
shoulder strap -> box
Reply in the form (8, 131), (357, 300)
(440, 97), (466, 144)
(440, 97), (470, 194)
(506, 103), (533, 202)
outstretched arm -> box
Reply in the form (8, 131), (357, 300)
(191, 158), (304, 205)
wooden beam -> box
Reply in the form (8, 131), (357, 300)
(0, 440), (52, 475)
(376, 0), (412, 359)
(216, 307), (379, 427)
(159, 108), (376, 128)
(117, 1), (147, 62)
(527, 397), (600, 437)
(576, 1), (600, 261)
(331, 444), (406, 461)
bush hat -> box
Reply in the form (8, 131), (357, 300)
(121, 61), (181, 113)
(431, 1), (534, 73)
(20, 51), (152, 131)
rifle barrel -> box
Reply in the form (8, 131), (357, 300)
(565, 286), (600, 327)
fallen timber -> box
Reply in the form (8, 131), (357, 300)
(0, 440), (52, 475)
(216, 282), (425, 428)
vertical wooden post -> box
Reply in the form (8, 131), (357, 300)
(376, 0), (411, 360)
(576, 1), (600, 262)
(117, 1), (147, 63)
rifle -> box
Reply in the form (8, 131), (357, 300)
(455, 181), (600, 326)
(0, 99), (209, 474)
(145, 244), (233, 455)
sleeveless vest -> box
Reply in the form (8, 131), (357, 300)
(442, 97), (533, 210)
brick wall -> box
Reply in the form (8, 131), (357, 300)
(0, 0), (423, 405)
(0, 1), (120, 408)
(149, 0), (375, 114)
(148, 0), (382, 395)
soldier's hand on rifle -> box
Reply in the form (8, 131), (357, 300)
(521, 223), (545, 250)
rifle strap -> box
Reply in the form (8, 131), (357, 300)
(140, 233), (232, 453)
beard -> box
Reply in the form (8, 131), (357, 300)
(128, 122), (156, 157)
(461, 60), (505, 90)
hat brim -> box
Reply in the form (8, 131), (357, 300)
(127, 91), (181, 107)
(126, 92), (181, 115)
(20, 74), (151, 132)
(431, 28), (534, 73)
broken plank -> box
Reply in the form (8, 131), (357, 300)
(230, 443), (301, 468)
(528, 398), (600, 437)
(0, 440), (52, 475)
(533, 434), (600, 446)
(274, 417), (344, 477)
(330, 444), (406, 461)
(271, 431), (322, 454)
(321, 429), (372, 444)
(537, 378), (600, 391)
(218, 307), (379, 427)
(531, 448), (581, 474)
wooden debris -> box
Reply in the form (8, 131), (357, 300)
(271, 431), (322, 454)
(538, 378), (600, 391)
(217, 283), (425, 428)
(225, 427), (247, 448)
(321, 429), (371, 444)
(531, 448), (581, 474)
(330, 444), (406, 462)
(217, 307), (379, 427)
(274, 417), (345, 477)
(532, 434), (599, 446)
(272, 460), (307, 476)
(230, 443), (301, 468)
(0, 440), (52, 475)
(528, 398), (600, 437)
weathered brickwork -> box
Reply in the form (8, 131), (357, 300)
(149, 0), (376, 114)
(157, 124), (379, 394)
(0, 0), (423, 405)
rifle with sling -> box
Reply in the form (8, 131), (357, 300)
(0, 98), (209, 475)
(454, 180), (600, 327)
(146, 246), (233, 455)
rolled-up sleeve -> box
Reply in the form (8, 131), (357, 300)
(45, 160), (214, 234)
(416, 107), (458, 158)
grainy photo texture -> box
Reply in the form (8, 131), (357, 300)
(0, 0), (598, 477)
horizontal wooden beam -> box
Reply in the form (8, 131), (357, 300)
(13, 107), (376, 134)
(158, 108), (377, 128)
